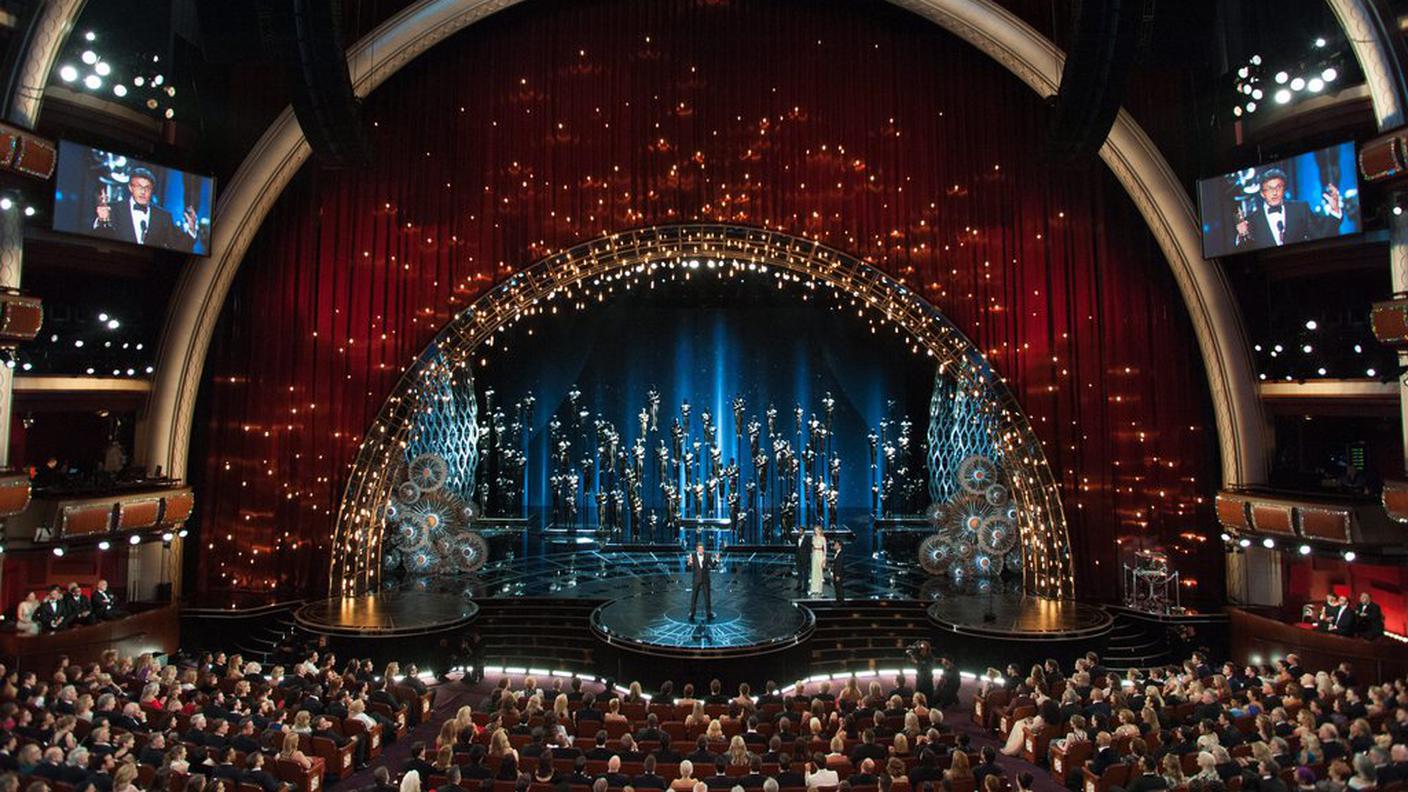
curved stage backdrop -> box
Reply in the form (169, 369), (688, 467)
(189, 0), (1221, 603)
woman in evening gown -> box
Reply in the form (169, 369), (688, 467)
(808, 525), (827, 596)
(15, 592), (39, 636)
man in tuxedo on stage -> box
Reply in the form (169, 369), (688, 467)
(1354, 592), (1384, 641)
(92, 167), (200, 252)
(1235, 167), (1342, 249)
(687, 543), (715, 622)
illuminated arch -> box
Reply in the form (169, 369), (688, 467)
(331, 224), (1075, 598)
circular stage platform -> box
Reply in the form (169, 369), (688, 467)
(926, 594), (1112, 668)
(590, 589), (815, 658)
(295, 590), (479, 637)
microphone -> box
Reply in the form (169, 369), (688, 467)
(140, 218), (148, 244)
(1276, 219), (1285, 244)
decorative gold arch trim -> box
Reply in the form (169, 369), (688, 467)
(332, 224), (1075, 598)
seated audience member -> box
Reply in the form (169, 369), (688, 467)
(806, 753), (840, 790)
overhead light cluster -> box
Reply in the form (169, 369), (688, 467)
(53, 31), (179, 120)
(1251, 312), (1392, 382)
(1228, 34), (1350, 120)
(1221, 532), (1360, 563)
(20, 307), (154, 378)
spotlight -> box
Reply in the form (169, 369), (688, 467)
(1239, 538), (1252, 548)
(1354, 344), (1363, 353)
(113, 84), (127, 98)
(83, 75), (101, 90)
(84, 31), (95, 42)
(73, 340), (83, 348)
(1274, 71), (1289, 84)
(1291, 77), (1306, 91)
(1317, 368), (1327, 376)
(1314, 37), (1326, 48)
(0, 197), (12, 211)
(1308, 78), (1324, 93)
(94, 62), (110, 77)
(1246, 101), (1257, 113)
(1233, 106), (1243, 118)
(1303, 344), (1313, 353)
(1395, 206), (1404, 216)
(1220, 532), (1231, 542)
(1322, 67), (1337, 82)
(58, 65), (78, 82)
(133, 76), (145, 87)
(81, 50), (98, 65)
(1343, 550), (1356, 562)
(1305, 320), (1317, 330)
(1298, 544), (1311, 555)
(98, 540), (110, 551)
(1238, 66), (1250, 78)
(163, 108), (174, 120)
(161, 531), (174, 543)
(128, 534), (141, 545)
(1262, 537), (1275, 549)
(22, 206), (34, 217)
(52, 546), (65, 557)
(177, 529), (188, 538)
(21, 363), (30, 371)
(1274, 89), (1292, 104)
(1250, 55), (1262, 65)
(106, 319), (120, 329)
(1252, 89), (1263, 100)
(1367, 368), (1377, 377)
(153, 74), (164, 86)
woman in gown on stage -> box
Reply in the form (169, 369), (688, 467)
(808, 526), (827, 596)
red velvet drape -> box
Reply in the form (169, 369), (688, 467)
(192, 0), (1221, 602)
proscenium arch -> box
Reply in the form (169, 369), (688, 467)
(142, 0), (1266, 506)
(331, 224), (1077, 599)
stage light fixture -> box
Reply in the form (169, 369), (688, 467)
(128, 534), (141, 545)
(1274, 71), (1288, 84)
(1314, 37), (1326, 48)
(1233, 106), (1243, 117)
(98, 540), (110, 551)
(52, 546), (65, 557)
(1343, 550), (1356, 562)
(81, 50), (97, 65)
(22, 206), (34, 218)
(1245, 102), (1257, 113)
(1354, 344), (1363, 353)
(1237, 67), (1250, 78)
(94, 62), (110, 77)
(0, 198), (12, 212)
(1305, 320), (1317, 330)
(1252, 89), (1263, 100)
(161, 531), (174, 542)
(1274, 89), (1292, 104)
(178, 529), (188, 538)
(1367, 368), (1377, 377)
(113, 85), (127, 98)
(1238, 538), (1252, 548)
(1308, 78), (1324, 92)
(107, 319), (120, 329)
(58, 65), (78, 82)
(84, 31), (95, 42)
(1299, 544), (1311, 555)
(1261, 537), (1275, 549)
(1395, 206), (1404, 216)
(1220, 532), (1231, 542)
(1322, 67), (1337, 82)
(83, 75), (101, 90)
(1291, 77), (1306, 91)
(1302, 345), (1313, 353)
(1317, 368), (1326, 376)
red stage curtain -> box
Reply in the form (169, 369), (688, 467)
(192, 0), (1221, 602)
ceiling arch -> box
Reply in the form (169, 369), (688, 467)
(139, 0), (1266, 494)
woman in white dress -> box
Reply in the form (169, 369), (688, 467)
(808, 526), (827, 596)
(15, 592), (39, 636)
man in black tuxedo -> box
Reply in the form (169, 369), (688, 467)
(704, 758), (734, 790)
(90, 579), (124, 620)
(632, 755), (667, 789)
(830, 541), (846, 602)
(1355, 593), (1385, 641)
(598, 756), (632, 788)
(92, 167), (199, 252)
(687, 543), (716, 622)
(1235, 168), (1342, 250)
(35, 586), (70, 632)
(1112, 755), (1168, 792)
(1330, 595), (1358, 636)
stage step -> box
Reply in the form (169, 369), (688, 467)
(472, 598), (607, 671)
(807, 600), (933, 673)
(1100, 610), (1174, 671)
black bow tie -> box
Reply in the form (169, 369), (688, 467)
(1266, 206), (1283, 216)
(132, 203), (149, 215)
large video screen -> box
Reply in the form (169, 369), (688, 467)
(51, 140), (213, 256)
(1197, 141), (1360, 259)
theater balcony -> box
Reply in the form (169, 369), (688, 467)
(1215, 487), (1402, 560)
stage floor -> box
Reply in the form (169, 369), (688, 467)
(590, 583), (815, 657)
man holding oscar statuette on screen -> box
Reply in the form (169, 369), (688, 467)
(93, 167), (200, 252)
(1235, 167), (1341, 249)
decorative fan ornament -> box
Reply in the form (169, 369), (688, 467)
(978, 515), (1018, 555)
(408, 453), (450, 491)
(918, 534), (952, 576)
(402, 490), (465, 538)
(404, 548), (440, 574)
(926, 502), (947, 527)
(972, 552), (997, 577)
(395, 481), (422, 504)
(446, 532), (490, 573)
(460, 501), (480, 522)
(947, 560), (969, 583)
(382, 548), (403, 572)
(1006, 550), (1024, 574)
(953, 540), (977, 562)
(948, 493), (995, 539)
(394, 520), (431, 552)
(958, 455), (999, 494)
(984, 484), (1009, 507)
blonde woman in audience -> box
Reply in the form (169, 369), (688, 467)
(1193, 751), (1219, 782)
(826, 734), (849, 767)
(292, 710), (313, 734)
(727, 735), (750, 767)
(455, 704), (482, 741)
(436, 719), (459, 751)
(705, 719), (724, 742)
(434, 744), (455, 773)
(279, 731), (312, 771)
(686, 701), (710, 729)
(891, 733), (911, 758)
(943, 751), (973, 789)
(839, 677), (863, 705)
(489, 727), (518, 761)
(553, 693), (571, 723)
(1114, 709), (1141, 739)
(606, 698), (628, 724)
(1161, 754), (1186, 789)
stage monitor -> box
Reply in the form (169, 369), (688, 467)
(51, 140), (214, 256)
(1197, 141), (1360, 259)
